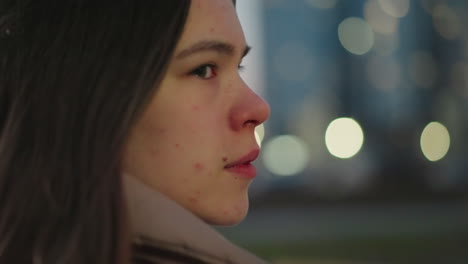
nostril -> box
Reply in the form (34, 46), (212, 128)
(244, 119), (258, 127)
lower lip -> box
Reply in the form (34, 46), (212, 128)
(224, 164), (257, 179)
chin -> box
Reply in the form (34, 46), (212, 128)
(203, 200), (249, 226)
(206, 212), (247, 226)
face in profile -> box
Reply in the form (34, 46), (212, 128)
(123, 0), (270, 226)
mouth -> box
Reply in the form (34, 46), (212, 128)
(224, 149), (260, 179)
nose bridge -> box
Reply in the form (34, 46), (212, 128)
(229, 78), (270, 131)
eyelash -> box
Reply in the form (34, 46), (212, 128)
(191, 64), (217, 79)
(190, 64), (246, 79)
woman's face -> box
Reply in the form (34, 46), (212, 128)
(123, 0), (270, 225)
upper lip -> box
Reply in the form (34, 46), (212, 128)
(224, 149), (260, 168)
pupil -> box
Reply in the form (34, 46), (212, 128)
(196, 66), (208, 77)
(201, 67), (208, 77)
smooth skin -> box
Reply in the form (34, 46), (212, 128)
(122, 0), (270, 226)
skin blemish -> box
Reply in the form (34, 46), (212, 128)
(158, 128), (167, 134)
(222, 157), (228, 162)
(191, 105), (200, 111)
(194, 162), (204, 170)
(174, 143), (180, 148)
(189, 197), (198, 204)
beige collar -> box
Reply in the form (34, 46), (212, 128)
(123, 175), (268, 263)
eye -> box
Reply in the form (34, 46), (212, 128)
(191, 64), (217, 79)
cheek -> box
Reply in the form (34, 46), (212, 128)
(194, 162), (205, 171)
(187, 190), (203, 205)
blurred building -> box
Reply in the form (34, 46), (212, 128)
(222, 1), (468, 263)
(248, 0), (468, 201)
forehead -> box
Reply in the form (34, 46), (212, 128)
(176, 0), (245, 51)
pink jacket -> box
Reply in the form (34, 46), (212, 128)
(124, 175), (269, 263)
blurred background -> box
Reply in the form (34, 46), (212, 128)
(218, 0), (468, 263)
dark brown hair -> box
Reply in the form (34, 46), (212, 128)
(0, 0), (190, 263)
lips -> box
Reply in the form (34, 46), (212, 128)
(224, 149), (260, 179)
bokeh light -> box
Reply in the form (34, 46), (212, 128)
(420, 122), (451, 162)
(262, 135), (310, 176)
(338, 17), (374, 55)
(364, 0), (399, 35)
(227, 3), (468, 263)
(255, 124), (265, 147)
(325, 118), (364, 159)
(373, 33), (400, 55)
(432, 4), (462, 40)
(378, 0), (410, 18)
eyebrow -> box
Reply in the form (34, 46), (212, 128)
(175, 40), (251, 60)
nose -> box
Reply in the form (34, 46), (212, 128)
(229, 81), (270, 131)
